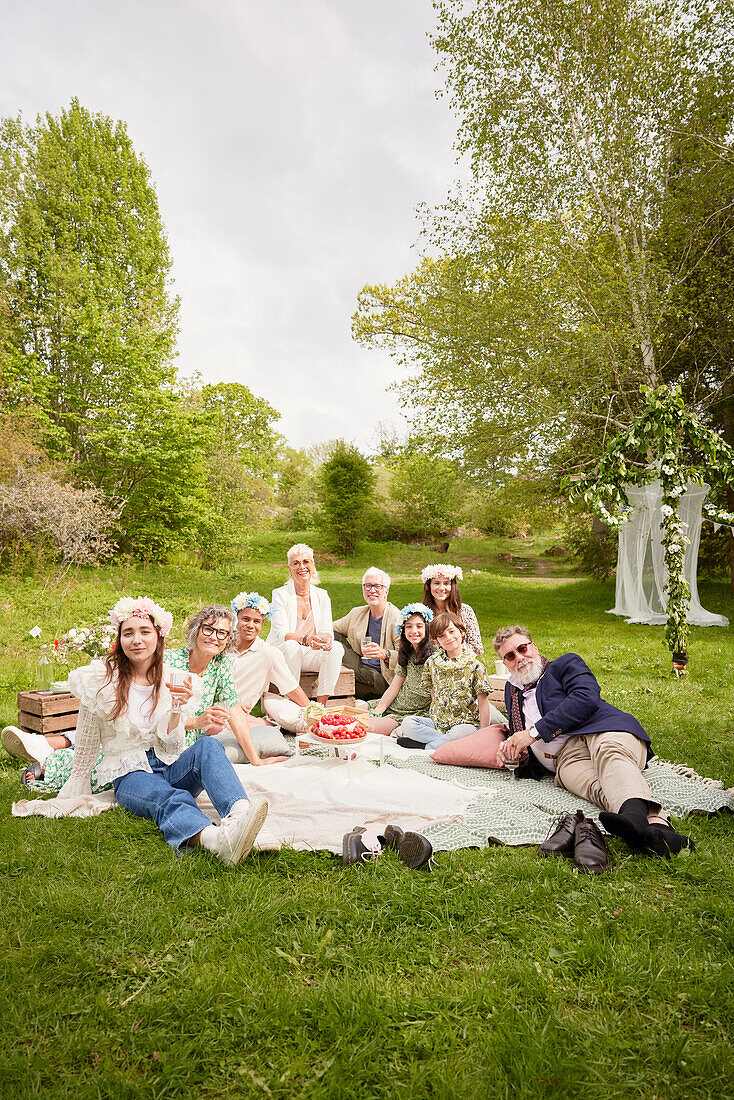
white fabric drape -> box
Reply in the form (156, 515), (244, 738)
(608, 480), (729, 627)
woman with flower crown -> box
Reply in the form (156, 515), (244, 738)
(421, 564), (483, 655)
(15, 597), (272, 865)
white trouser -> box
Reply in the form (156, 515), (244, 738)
(260, 691), (306, 733)
(273, 640), (344, 697)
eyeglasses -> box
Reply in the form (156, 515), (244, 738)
(200, 624), (232, 641)
(363, 583), (386, 591)
(500, 642), (533, 664)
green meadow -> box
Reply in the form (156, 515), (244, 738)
(1, 537), (732, 1099)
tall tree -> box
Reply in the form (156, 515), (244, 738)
(0, 98), (179, 459)
(355, 0), (734, 482)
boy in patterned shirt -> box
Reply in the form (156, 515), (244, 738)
(400, 612), (504, 751)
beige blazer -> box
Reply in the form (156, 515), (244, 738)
(332, 602), (400, 683)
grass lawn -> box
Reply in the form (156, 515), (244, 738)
(1, 537), (732, 1099)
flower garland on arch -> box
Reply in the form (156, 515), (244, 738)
(571, 384), (734, 671)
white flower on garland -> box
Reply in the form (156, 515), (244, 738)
(230, 591), (272, 619)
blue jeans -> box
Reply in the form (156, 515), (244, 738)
(113, 737), (249, 851)
(400, 715), (478, 752)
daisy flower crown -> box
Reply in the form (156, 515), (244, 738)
(397, 603), (434, 634)
(421, 563), (464, 583)
(230, 591), (273, 619)
(109, 596), (173, 638)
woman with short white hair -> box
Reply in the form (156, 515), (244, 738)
(269, 544), (344, 705)
(332, 566), (400, 699)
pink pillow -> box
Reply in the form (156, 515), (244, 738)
(430, 724), (508, 768)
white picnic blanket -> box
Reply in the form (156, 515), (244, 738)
(11, 741), (479, 852)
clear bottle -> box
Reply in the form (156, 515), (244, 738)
(36, 654), (54, 693)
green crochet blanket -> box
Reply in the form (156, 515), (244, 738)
(383, 754), (734, 851)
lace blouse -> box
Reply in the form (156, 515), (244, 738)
(57, 661), (203, 800)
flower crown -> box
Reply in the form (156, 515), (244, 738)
(421, 563), (464, 583)
(230, 591), (272, 619)
(109, 597), (173, 637)
(396, 603), (434, 634)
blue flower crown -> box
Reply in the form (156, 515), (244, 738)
(396, 602), (434, 634)
(230, 591), (273, 619)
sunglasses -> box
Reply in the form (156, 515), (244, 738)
(500, 641), (533, 663)
(200, 624), (232, 641)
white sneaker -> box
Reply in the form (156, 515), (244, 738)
(212, 797), (269, 866)
(1, 726), (53, 764)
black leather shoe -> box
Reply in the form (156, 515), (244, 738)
(572, 817), (612, 874)
(540, 810), (584, 859)
(378, 824), (405, 851)
(396, 831), (433, 870)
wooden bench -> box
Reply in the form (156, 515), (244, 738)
(18, 690), (80, 737)
(270, 666), (356, 708)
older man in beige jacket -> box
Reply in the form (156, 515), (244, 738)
(333, 567), (400, 699)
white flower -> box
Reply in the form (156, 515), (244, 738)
(660, 504), (674, 518)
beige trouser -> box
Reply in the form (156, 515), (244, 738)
(260, 691), (305, 733)
(554, 731), (667, 822)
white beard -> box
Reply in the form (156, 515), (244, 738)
(513, 655), (544, 687)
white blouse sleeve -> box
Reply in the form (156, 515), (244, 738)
(57, 704), (101, 800)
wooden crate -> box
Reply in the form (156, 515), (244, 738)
(269, 666), (356, 701)
(18, 690), (80, 736)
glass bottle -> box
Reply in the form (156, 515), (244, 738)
(36, 654), (54, 693)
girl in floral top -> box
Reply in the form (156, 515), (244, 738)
(367, 604), (434, 736)
(400, 612), (504, 752)
(421, 563), (483, 655)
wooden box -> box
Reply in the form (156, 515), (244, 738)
(18, 690), (80, 736)
(269, 665), (356, 708)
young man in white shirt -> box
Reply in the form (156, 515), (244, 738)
(228, 592), (311, 735)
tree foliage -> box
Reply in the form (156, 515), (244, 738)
(354, 0), (734, 482)
(317, 442), (375, 555)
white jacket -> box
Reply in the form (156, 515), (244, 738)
(268, 579), (335, 646)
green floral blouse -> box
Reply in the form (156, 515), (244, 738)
(420, 647), (492, 732)
(383, 658), (432, 721)
(165, 647), (239, 746)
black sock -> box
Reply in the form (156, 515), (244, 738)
(397, 736), (427, 750)
(618, 798), (650, 829)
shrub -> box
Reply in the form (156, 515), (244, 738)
(565, 512), (617, 580)
(0, 469), (119, 577)
(317, 442), (374, 555)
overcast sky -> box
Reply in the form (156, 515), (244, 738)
(1, 0), (463, 451)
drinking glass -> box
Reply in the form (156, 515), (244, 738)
(168, 669), (188, 711)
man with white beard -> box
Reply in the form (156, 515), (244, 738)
(493, 625), (693, 869)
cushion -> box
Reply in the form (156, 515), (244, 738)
(429, 724), (508, 769)
(213, 726), (291, 764)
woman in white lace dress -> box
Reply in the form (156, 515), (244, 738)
(23, 597), (271, 866)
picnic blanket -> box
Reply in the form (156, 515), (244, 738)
(12, 739), (733, 853)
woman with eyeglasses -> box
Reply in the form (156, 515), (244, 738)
(269, 544), (344, 705)
(332, 567), (400, 699)
(165, 606), (287, 765)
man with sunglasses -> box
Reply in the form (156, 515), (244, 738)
(333, 568), (400, 699)
(493, 625), (693, 864)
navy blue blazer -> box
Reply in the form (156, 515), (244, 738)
(504, 652), (652, 759)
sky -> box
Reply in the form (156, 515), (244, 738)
(0, 0), (464, 451)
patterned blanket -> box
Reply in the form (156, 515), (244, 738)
(384, 754), (734, 850)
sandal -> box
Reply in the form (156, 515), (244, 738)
(21, 762), (44, 786)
